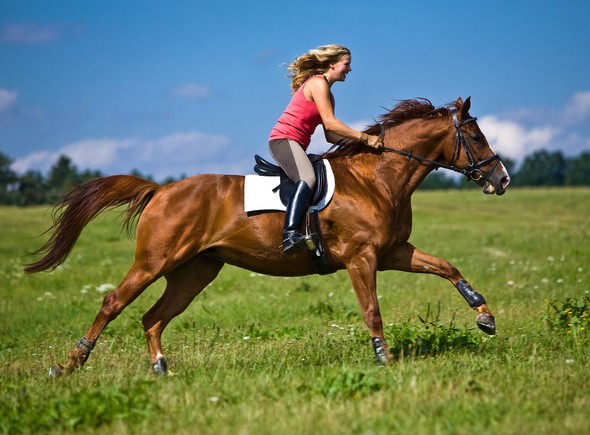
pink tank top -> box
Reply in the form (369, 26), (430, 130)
(269, 76), (323, 149)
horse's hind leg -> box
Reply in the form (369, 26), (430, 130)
(142, 255), (224, 375)
(49, 266), (161, 377)
(380, 242), (496, 335)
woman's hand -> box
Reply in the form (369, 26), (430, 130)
(360, 133), (383, 148)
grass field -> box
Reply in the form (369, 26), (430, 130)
(1, 187), (588, 434)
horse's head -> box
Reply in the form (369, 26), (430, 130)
(336, 97), (511, 195)
(450, 97), (511, 195)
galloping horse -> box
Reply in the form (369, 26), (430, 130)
(25, 97), (510, 376)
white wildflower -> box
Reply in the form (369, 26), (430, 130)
(96, 283), (115, 293)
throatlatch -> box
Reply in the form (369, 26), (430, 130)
(455, 280), (486, 308)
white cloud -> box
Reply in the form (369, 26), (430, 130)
(150, 132), (227, 157)
(10, 139), (135, 175)
(61, 138), (136, 168)
(11, 132), (232, 181)
(563, 91), (590, 124)
(0, 89), (18, 113)
(10, 150), (53, 174)
(170, 83), (212, 100)
(133, 132), (231, 178)
(478, 90), (590, 162)
(0, 24), (57, 44)
(479, 115), (560, 160)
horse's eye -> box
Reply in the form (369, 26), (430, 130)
(471, 134), (481, 142)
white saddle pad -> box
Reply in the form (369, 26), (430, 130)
(244, 159), (335, 213)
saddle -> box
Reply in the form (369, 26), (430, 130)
(253, 154), (328, 207)
(252, 154), (334, 275)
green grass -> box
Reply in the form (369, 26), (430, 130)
(1, 187), (588, 434)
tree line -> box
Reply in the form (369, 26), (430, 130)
(0, 149), (589, 206)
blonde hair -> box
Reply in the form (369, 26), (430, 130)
(287, 44), (351, 93)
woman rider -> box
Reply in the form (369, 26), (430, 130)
(269, 44), (383, 253)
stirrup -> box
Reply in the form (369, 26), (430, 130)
(283, 231), (306, 253)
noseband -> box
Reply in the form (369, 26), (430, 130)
(379, 108), (501, 181)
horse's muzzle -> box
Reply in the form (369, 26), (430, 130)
(483, 172), (511, 195)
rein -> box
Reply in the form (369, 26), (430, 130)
(378, 108), (501, 181)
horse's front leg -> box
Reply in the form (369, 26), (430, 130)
(345, 250), (394, 364)
(379, 242), (496, 335)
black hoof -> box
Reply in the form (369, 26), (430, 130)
(152, 358), (168, 376)
(371, 337), (390, 364)
(476, 313), (496, 335)
(48, 365), (63, 378)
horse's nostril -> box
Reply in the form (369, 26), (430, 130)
(501, 176), (511, 189)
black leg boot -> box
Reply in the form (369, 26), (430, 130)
(283, 180), (313, 254)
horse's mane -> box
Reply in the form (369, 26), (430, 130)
(324, 98), (452, 159)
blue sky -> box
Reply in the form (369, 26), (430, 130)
(1, 0), (589, 181)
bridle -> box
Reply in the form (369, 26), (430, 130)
(378, 107), (501, 182)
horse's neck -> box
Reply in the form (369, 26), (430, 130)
(328, 151), (427, 210)
(339, 121), (446, 198)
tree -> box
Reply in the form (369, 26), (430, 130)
(565, 151), (590, 186)
(419, 171), (458, 190)
(130, 169), (154, 181)
(17, 170), (46, 205)
(79, 168), (103, 183)
(513, 149), (567, 186)
(0, 151), (18, 204)
(46, 155), (80, 203)
(47, 155), (78, 188)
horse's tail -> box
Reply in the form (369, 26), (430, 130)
(24, 175), (160, 274)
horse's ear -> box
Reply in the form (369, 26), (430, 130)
(460, 96), (471, 118)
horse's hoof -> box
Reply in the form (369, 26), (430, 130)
(48, 365), (63, 378)
(152, 358), (168, 376)
(371, 337), (392, 364)
(476, 313), (496, 335)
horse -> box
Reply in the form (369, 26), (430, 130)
(25, 97), (511, 376)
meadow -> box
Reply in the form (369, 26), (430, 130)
(1, 187), (588, 434)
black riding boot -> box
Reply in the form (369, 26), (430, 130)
(283, 180), (313, 253)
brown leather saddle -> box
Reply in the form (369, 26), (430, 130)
(253, 154), (328, 207)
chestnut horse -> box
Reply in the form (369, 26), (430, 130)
(25, 97), (510, 376)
